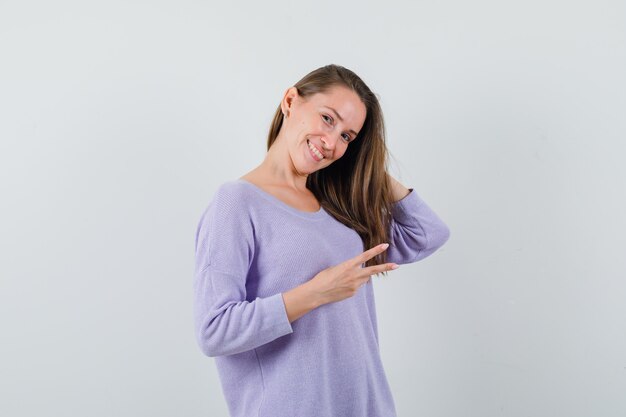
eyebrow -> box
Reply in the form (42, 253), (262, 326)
(324, 106), (359, 137)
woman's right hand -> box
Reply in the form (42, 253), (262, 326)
(307, 243), (399, 306)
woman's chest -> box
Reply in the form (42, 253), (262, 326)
(248, 216), (364, 290)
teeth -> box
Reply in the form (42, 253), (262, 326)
(307, 140), (324, 159)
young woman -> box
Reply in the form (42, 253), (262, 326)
(193, 64), (450, 417)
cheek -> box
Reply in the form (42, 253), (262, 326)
(334, 145), (348, 160)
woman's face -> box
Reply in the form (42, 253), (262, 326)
(280, 85), (367, 173)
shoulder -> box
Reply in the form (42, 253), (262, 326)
(214, 179), (248, 198)
(197, 180), (255, 235)
(210, 180), (254, 208)
(197, 180), (252, 223)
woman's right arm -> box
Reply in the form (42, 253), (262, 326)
(193, 186), (294, 357)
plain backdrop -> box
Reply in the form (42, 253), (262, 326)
(1, 1), (625, 416)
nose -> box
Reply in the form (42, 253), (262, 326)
(320, 135), (337, 152)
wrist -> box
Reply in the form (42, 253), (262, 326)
(301, 280), (326, 309)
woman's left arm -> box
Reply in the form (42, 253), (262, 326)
(385, 173), (451, 265)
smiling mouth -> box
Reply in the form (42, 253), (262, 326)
(307, 139), (324, 161)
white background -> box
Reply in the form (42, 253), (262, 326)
(1, 1), (625, 416)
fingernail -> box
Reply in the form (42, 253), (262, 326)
(391, 264), (399, 270)
(381, 243), (389, 250)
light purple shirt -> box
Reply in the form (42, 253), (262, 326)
(193, 179), (450, 417)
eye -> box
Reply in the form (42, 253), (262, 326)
(322, 114), (351, 143)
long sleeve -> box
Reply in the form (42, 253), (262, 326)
(386, 188), (450, 265)
(193, 186), (293, 357)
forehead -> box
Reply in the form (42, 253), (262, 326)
(309, 86), (360, 107)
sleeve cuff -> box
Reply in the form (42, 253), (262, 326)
(264, 292), (294, 336)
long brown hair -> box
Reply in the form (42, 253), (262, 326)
(267, 64), (394, 274)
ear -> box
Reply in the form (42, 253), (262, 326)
(281, 86), (298, 117)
